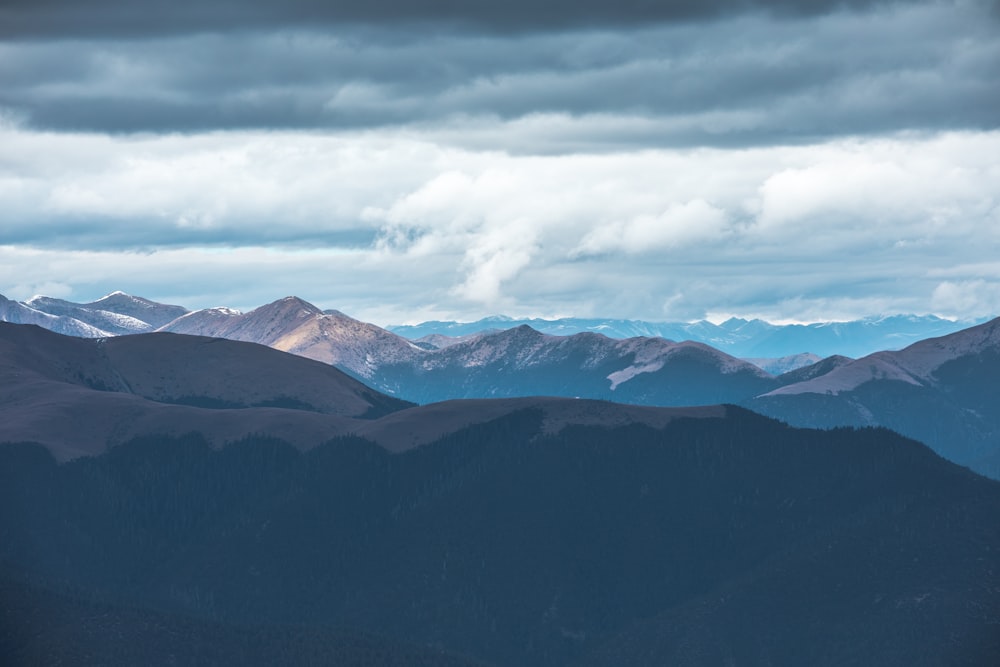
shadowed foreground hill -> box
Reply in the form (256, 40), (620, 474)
(2, 408), (997, 666)
(0, 575), (484, 667)
(0, 322), (412, 459)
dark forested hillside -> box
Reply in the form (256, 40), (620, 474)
(0, 574), (485, 667)
(2, 408), (998, 666)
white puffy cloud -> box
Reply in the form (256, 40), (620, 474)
(753, 140), (999, 248)
(573, 199), (729, 256)
(931, 280), (1000, 320)
(1, 125), (998, 322)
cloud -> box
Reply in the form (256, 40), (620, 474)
(453, 225), (540, 305)
(5, 126), (993, 320)
(0, 3), (996, 147)
(0, 127), (436, 250)
(2, 0), (998, 323)
(0, 0), (908, 39)
(573, 200), (729, 256)
(931, 280), (1000, 319)
(751, 137), (1000, 252)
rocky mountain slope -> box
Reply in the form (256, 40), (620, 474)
(0, 322), (718, 460)
(156, 297), (779, 405)
(748, 318), (1000, 478)
(5, 293), (1000, 477)
(390, 313), (975, 358)
(371, 324), (779, 406)
(2, 291), (976, 360)
(0, 294), (108, 337)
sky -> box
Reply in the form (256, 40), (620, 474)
(1, 0), (998, 325)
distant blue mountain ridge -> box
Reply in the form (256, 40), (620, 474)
(388, 314), (984, 359)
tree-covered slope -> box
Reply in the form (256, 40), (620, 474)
(2, 408), (997, 666)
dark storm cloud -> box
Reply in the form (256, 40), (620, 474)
(1, 0), (910, 39)
(1, 3), (997, 147)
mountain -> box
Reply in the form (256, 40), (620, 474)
(2, 408), (997, 666)
(743, 352), (823, 375)
(161, 297), (424, 382)
(24, 295), (156, 335)
(369, 325), (779, 406)
(0, 322), (721, 460)
(413, 331), (500, 350)
(161, 298), (779, 405)
(0, 293), (108, 337)
(14, 291), (190, 336)
(78, 291), (190, 328)
(748, 317), (1000, 478)
(390, 313), (977, 358)
(9, 294), (1000, 479)
(2, 290), (985, 359)
(0, 322), (412, 459)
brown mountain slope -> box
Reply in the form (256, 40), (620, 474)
(160, 297), (422, 380)
(0, 323), (412, 459)
(0, 323), (725, 461)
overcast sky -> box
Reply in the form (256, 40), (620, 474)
(1, 0), (998, 324)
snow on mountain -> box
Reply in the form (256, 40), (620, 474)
(0, 294), (110, 337)
(25, 295), (155, 334)
(606, 339), (768, 390)
(10, 291), (779, 404)
(83, 291), (189, 328)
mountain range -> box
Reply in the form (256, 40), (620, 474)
(0, 321), (722, 461)
(389, 313), (978, 359)
(1, 321), (998, 665)
(748, 317), (1000, 479)
(3, 292), (1000, 477)
(1, 291), (978, 360)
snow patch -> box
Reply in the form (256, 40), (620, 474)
(607, 362), (665, 390)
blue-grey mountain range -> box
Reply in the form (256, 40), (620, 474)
(390, 313), (980, 359)
(3, 291), (999, 477)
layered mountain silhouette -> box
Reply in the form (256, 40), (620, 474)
(2, 320), (999, 665)
(155, 297), (781, 406)
(4, 292), (1000, 477)
(3, 291), (975, 359)
(0, 322), (717, 460)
